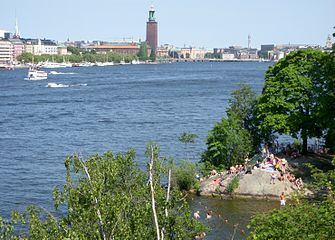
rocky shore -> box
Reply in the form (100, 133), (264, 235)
(198, 155), (325, 199)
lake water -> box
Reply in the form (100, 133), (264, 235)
(0, 62), (273, 238)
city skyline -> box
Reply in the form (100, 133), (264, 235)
(0, 0), (334, 48)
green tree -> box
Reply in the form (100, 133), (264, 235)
(202, 113), (252, 169)
(256, 49), (328, 153)
(17, 52), (33, 63)
(319, 40), (335, 152)
(150, 49), (156, 62)
(67, 46), (80, 55)
(0, 149), (205, 239)
(226, 84), (268, 152)
(171, 160), (197, 191)
(247, 201), (335, 240)
(138, 42), (148, 61)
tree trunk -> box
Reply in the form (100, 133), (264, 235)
(149, 145), (160, 240)
(80, 159), (107, 240)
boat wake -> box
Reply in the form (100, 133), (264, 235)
(46, 83), (87, 88)
(49, 71), (77, 75)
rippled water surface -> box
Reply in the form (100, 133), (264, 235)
(0, 62), (272, 237)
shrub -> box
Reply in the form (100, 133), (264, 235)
(226, 176), (239, 193)
(172, 160), (197, 191)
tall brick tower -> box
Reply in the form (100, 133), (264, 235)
(146, 5), (158, 52)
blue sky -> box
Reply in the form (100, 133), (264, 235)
(1, 0), (334, 49)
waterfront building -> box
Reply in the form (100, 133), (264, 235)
(180, 47), (206, 59)
(87, 43), (140, 55)
(8, 38), (24, 63)
(57, 44), (68, 55)
(22, 39), (58, 55)
(156, 46), (169, 58)
(0, 39), (13, 64)
(146, 5), (158, 53)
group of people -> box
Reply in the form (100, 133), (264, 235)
(193, 210), (213, 220)
(287, 173), (304, 189)
(229, 164), (246, 175)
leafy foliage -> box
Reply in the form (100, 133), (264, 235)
(319, 45), (335, 152)
(256, 49), (328, 153)
(0, 149), (205, 239)
(226, 84), (267, 153)
(202, 113), (252, 169)
(171, 160), (197, 191)
(248, 201), (335, 240)
(137, 42), (148, 61)
(226, 176), (240, 194)
(17, 51), (138, 64)
(248, 157), (335, 239)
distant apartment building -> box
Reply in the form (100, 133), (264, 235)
(180, 47), (206, 59)
(87, 43), (140, 55)
(8, 38), (24, 63)
(156, 47), (169, 58)
(260, 43), (322, 60)
(0, 40), (13, 64)
(214, 46), (258, 60)
(57, 45), (68, 55)
(238, 48), (258, 59)
(22, 39), (58, 55)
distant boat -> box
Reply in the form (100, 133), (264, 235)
(131, 59), (140, 65)
(47, 82), (69, 88)
(25, 67), (48, 80)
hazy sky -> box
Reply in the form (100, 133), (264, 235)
(1, 0), (334, 48)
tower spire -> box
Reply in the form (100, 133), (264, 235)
(148, 5), (155, 21)
(14, 18), (20, 38)
(248, 34), (251, 49)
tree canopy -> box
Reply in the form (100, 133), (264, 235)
(256, 49), (328, 153)
(202, 112), (252, 169)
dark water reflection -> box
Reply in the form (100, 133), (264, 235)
(189, 196), (278, 240)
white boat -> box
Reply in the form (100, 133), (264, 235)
(47, 82), (69, 88)
(131, 59), (140, 65)
(25, 67), (48, 80)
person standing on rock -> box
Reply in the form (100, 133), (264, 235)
(270, 172), (277, 184)
(280, 192), (286, 206)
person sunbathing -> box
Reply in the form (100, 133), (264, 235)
(287, 173), (296, 183)
(295, 177), (304, 189)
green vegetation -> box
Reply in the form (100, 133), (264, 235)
(138, 42), (148, 61)
(256, 49), (329, 153)
(226, 176), (240, 194)
(17, 51), (138, 64)
(202, 85), (255, 169)
(202, 113), (252, 169)
(248, 201), (335, 240)
(0, 146), (205, 239)
(171, 160), (197, 191)
(247, 158), (335, 240)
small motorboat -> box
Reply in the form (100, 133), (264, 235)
(25, 67), (48, 80)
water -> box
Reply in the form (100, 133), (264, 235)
(0, 62), (272, 237)
(189, 196), (278, 240)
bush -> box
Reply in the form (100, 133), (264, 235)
(226, 176), (239, 193)
(172, 160), (197, 191)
